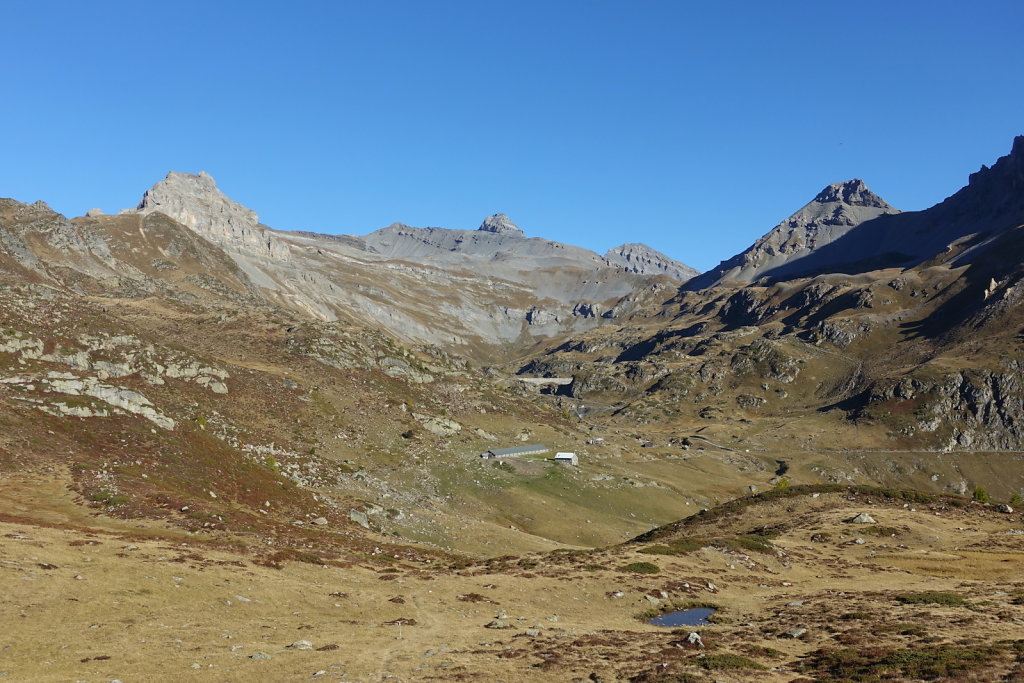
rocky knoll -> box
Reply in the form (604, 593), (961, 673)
(603, 242), (699, 280)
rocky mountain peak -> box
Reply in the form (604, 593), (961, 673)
(125, 171), (289, 261)
(478, 213), (524, 237)
(133, 171), (249, 217)
(686, 179), (901, 288)
(812, 179), (891, 208)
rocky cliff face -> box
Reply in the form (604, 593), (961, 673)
(125, 171), (290, 261)
(604, 243), (698, 281)
(858, 360), (1024, 451)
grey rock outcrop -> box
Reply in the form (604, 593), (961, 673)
(125, 171), (290, 260)
(858, 360), (1024, 450)
(348, 509), (371, 529)
(478, 213), (524, 236)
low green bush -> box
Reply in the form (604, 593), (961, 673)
(696, 653), (765, 671)
(895, 591), (969, 607)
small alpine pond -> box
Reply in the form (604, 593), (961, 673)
(648, 607), (716, 627)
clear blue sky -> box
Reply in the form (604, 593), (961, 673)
(3, 1), (1022, 271)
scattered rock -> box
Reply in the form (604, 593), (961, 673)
(288, 640), (313, 650)
(485, 620), (511, 629)
(781, 627), (808, 639)
(311, 517), (329, 526)
(848, 513), (877, 524)
(250, 652), (271, 660)
(686, 632), (704, 648)
(348, 510), (370, 529)
(997, 504), (1015, 513)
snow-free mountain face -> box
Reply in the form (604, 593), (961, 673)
(112, 173), (694, 355)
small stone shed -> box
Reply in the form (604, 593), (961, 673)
(553, 452), (579, 466)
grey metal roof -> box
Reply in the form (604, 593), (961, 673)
(486, 444), (549, 457)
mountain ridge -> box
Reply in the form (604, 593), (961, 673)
(689, 136), (1024, 289)
(686, 178), (901, 289)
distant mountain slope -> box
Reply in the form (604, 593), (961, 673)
(111, 176), (689, 354)
(603, 243), (699, 281)
(359, 214), (614, 273)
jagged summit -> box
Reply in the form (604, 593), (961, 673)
(477, 213), (524, 236)
(812, 179), (890, 208)
(124, 171), (289, 260)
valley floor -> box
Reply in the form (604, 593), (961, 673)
(3, 471), (1024, 681)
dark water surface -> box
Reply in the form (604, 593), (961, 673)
(648, 607), (716, 627)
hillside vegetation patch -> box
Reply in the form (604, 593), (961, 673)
(800, 644), (1007, 681)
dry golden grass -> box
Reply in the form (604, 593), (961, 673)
(4, 474), (1024, 681)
